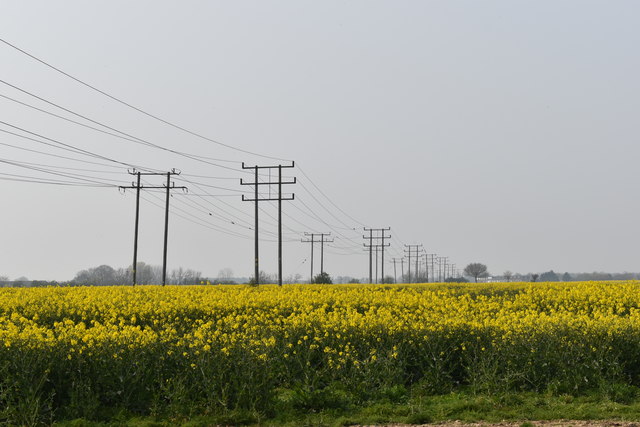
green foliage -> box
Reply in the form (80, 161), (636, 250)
(51, 390), (640, 425)
(6, 282), (640, 424)
(248, 271), (273, 286)
(312, 272), (332, 284)
(445, 276), (469, 283)
(463, 263), (489, 282)
(540, 270), (560, 282)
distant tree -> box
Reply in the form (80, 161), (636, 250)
(562, 272), (573, 282)
(381, 275), (395, 284)
(114, 267), (130, 285)
(13, 276), (30, 287)
(284, 273), (302, 284)
(0, 275), (8, 282)
(531, 273), (539, 282)
(73, 265), (121, 286)
(539, 270), (559, 282)
(348, 278), (360, 284)
(464, 263), (489, 283)
(169, 267), (202, 285)
(574, 272), (614, 281)
(248, 271), (274, 286)
(445, 276), (469, 283)
(218, 268), (234, 281)
(503, 271), (513, 282)
(131, 262), (162, 285)
(31, 280), (61, 287)
(312, 272), (333, 284)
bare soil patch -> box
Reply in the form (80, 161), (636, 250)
(368, 422), (640, 427)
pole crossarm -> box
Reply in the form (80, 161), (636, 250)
(241, 195), (295, 202)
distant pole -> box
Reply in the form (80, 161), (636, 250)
(425, 254), (437, 283)
(162, 173), (170, 285)
(375, 245), (379, 284)
(254, 166), (259, 284)
(442, 257), (449, 282)
(380, 229), (389, 282)
(364, 227), (391, 284)
(278, 165), (283, 285)
(400, 258), (405, 283)
(391, 258), (402, 284)
(302, 232), (332, 283)
(404, 244), (423, 283)
(431, 254), (436, 283)
(366, 229), (373, 283)
(310, 234), (314, 282)
(302, 233), (316, 282)
(132, 171), (141, 285)
(392, 259), (397, 283)
(320, 233), (324, 274)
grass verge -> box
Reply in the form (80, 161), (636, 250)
(53, 387), (640, 426)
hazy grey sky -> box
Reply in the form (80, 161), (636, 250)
(1, 1), (638, 281)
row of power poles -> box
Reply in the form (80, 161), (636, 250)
(119, 165), (459, 287)
(395, 248), (459, 283)
(121, 162), (298, 287)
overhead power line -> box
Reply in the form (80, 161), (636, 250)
(0, 120), (154, 171)
(0, 37), (291, 162)
(0, 38), (377, 271)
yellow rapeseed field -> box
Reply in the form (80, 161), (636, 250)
(1, 281), (640, 423)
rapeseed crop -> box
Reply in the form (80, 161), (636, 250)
(1, 282), (640, 423)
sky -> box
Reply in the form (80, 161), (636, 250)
(0, 1), (638, 282)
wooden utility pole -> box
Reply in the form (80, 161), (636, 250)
(241, 162), (295, 285)
(363, 227), (391, 283)
(120, 169), (185, 286)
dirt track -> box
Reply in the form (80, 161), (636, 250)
(370, 422), (640, 427)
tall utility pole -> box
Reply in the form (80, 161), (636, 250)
(301, 232), (333, 282)
(241, 162), (296, 286)
(437, 256), (449, 282)
(404, 244), (423, 283)
(425, 253), (437, 283)
(392, 258), (404, 283)
(375, 245), (379, 283)
(119, 169), (185, 286)
(391, 258), (397, 284)
(301, 233), (315, 283)
(319, 232), (333, 275)
(364, 229), (373, 283)
(363, 227), (391, 283)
